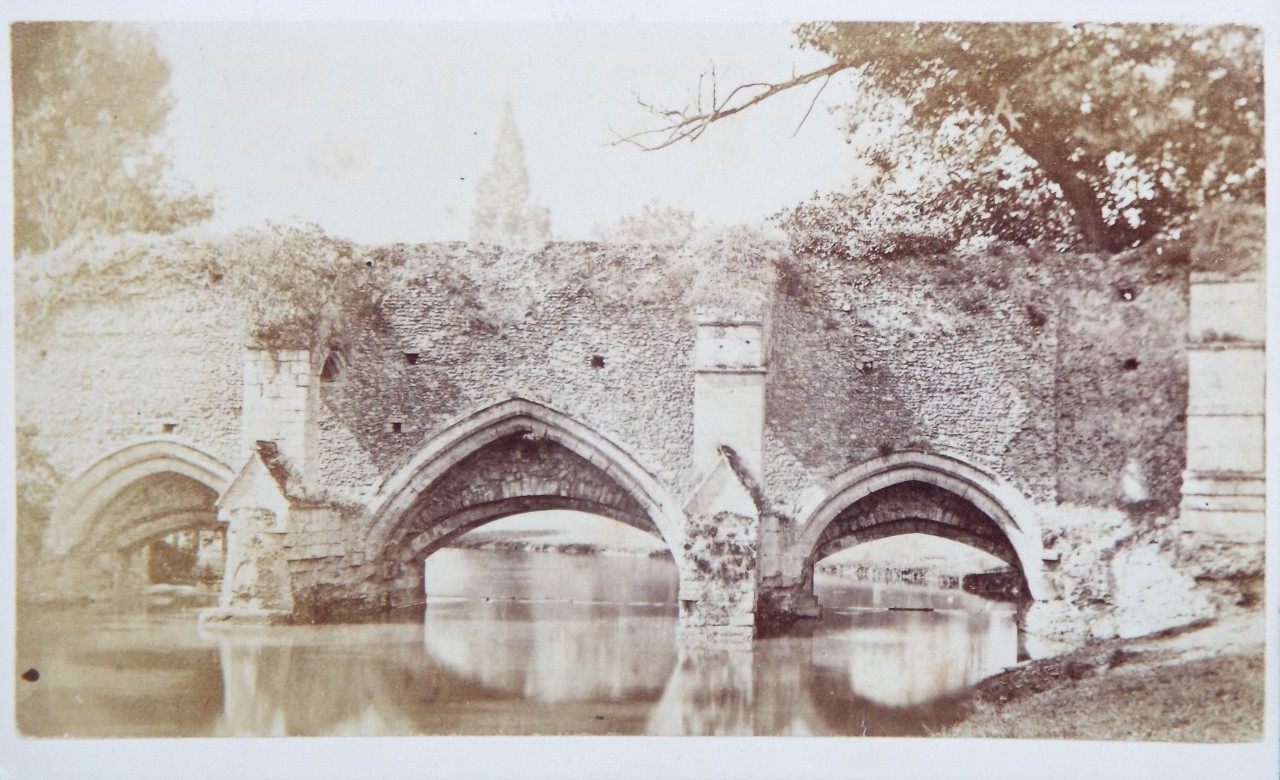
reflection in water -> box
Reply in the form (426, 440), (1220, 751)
(15, 602), (225, 737)
(812, 609), (1017, 708)
(18, 549), (1017, 737)
(424, 601), (677, 704)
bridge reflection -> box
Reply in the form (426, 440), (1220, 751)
(208, 596), (1014, 736)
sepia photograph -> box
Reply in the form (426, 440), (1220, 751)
(2, 2), (1276, 778)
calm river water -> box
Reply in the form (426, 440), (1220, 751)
(16, 549), (1016, 737)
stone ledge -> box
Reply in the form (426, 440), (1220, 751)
(1181, 472), (1265, 496)
(197, 607), (296, 629)
(1179, 510), (1266, 544)
(1180, 494), (1266, 513)
(676, 624), (756, 649)
(1189, 270), (1264, 284)
(1185, 341), (1265, 352)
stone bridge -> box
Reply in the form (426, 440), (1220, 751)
(20, 240), (1265, 653)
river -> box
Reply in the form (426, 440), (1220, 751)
(15, 548), (1016, 737)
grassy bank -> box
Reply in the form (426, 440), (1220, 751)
(943, 612), (1265, 742)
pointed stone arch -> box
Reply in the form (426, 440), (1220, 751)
(792, 452), (1048, 600)
(45, 438), (234, 557)
(365, 398), (686, 564)
(37, 439), (233, 600)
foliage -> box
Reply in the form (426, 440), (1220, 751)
(146, 538), (201, 585)
(469, 103), (551, 250)
(625, 23), (1263, 254)
(681, 224), (790, 315)
(1185, 201), (1266, 275)
(220, 224), (392, 351)
(15, 425), (60, 575)
(596, 201), (697, 248)
(800, 22), (1265, 253)
(12, 22), (212, 256)
(775, 170), (963, 263)
(13, 228), (224, 337)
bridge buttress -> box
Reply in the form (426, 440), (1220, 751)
(692, 315), (767, 483)
(677, 451), (764, 645)
(241, 346), (320, 492)
(1178, 269), (1266, 600)
(199, 346), (325, 626)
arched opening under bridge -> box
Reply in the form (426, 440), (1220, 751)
(42, 440), (234, 603)
(362, 398), (685, 611)
(791, 452), (1046, 662)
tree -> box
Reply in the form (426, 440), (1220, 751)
(469, 102), (551, 250)
(11, 22), (212, 256)
(618, 23), (1264, 253)
(596, 200), (696, 247)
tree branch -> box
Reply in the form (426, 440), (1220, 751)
(612, 62), (850, 150)
(792, 74), (833, 138)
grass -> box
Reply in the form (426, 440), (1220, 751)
(942, 613), (1265, 742)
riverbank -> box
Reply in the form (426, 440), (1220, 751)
(942, 610), (1266, 742)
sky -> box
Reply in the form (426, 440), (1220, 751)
(4, 5), (1279, 779)
(148, 21), (865, 244)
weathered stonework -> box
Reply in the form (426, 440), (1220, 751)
(1178, 269), (1266, 605)
(200, 442), (300, 626)
(15, 235), (1263, 650)
(678, 452), (764, 645)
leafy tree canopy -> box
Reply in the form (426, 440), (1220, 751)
(622, 23), (1263, 254)
(596, 201), (697, 247)
(12, 22), (212, 255)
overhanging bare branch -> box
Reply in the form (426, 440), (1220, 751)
(612, 61), (850, 151)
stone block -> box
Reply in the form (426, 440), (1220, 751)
(1180, 509), (1266, 544)
(1185, 415), (1264, 473)
(1189, 278), (1265, 343)
(1180, 492), (1265, 513)
(1181, 472), (1265, 497)
(1186, 348), (1264, 416)
(693, 371), (765, 481)
(693, 320), (765, 371)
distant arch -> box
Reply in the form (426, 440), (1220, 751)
(365, 398), (686, 563)
(793, 452), (1047, 600)
(45, 438), (234, 556)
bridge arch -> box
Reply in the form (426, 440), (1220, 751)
(793, 452), (1047, 601)
(42, 439), (235, 598)
(45, 438), (234, 556)
(365, 398), (686, 568)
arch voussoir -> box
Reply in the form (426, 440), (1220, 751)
(366, 398), (685, 565)
(795, 451), (1047, 601)
(45, 438), (234, 558)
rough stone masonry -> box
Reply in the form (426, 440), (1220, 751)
(15, 234), (1265, 654)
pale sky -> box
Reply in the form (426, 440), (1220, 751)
(148, 21), (864, 244)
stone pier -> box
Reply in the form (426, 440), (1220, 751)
(202, 347), (320, 627)
(1179, 269), (1266, 598)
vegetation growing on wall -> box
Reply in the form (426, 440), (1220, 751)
(1186, 202), (1267, 276)
(15, 426), (60, 598)
(218, 224), (393, 352)
(595, 201), (697, 248)
(13, 228), (228, 336)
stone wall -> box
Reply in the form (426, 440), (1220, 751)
(1052, 257), (1189, 511)
(313, 244), (697, 504)
(16, 233), (1226, 646)
(18, 237), (1191, 525)
(765, 248), (1190, 521)
(765, 249), (1060, 514)
(16, 277), (246, 481)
